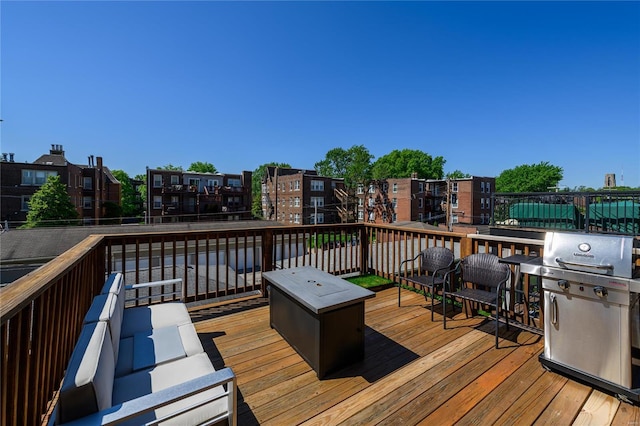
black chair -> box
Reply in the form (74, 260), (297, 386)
(443, 253), (511, 349)
(397, 247), (455, 321)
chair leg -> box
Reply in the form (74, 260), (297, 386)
(443, 293), (447, 329)
(430, 288), (434, 322)
(398, 283), (401, 307)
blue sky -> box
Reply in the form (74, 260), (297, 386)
(2, 1), (639, 190)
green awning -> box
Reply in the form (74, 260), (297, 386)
(509, 202), (584, 230)
(588, 201), (640, 233)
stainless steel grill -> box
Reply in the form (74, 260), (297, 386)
(536, 231), (640, 403)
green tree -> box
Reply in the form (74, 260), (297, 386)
(134, 173), (147, 216)
(495, 162), (563, 193)
(188, 162), (217, 173)
(112, 169), (142, 218)
(22, 175), (79, 228)
(446, 170), (471, 179)
(252, 162), (291, 218)
(159, 164), (183, 171)
(314, 145), (373, 190)
(371, 149), (445, 180)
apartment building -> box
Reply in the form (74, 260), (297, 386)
(357, 175), (495, 227)
(146, 168), (252, 223)
(0, 145), (121, 227)
(261, 167), (344, 225)
(356, 177), (447, 224)
(448, 177), (495, 226)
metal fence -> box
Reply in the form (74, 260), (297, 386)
(492, 191), (640, 235)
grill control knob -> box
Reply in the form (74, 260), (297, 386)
(594, 286), (608, 298)
(557, 280), (570, 290)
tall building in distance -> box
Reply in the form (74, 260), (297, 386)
(146, 168), (252, 223)
(261, 167), (345, 225)
(0, 145), (121, 227)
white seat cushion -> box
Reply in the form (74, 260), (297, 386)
(113, 353), (227, 425)
(58, 321), (115, 424)
(120, 303), (192, 339)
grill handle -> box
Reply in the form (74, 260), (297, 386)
(550, 293), (558, 325)
(555, 257), (614, 273)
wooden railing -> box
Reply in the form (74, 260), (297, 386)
(1, 223), (547, 425)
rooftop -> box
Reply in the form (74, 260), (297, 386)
(192, 287), (640, 424)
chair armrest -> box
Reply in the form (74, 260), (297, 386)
(443, 261), (461, 291)
(125, 278), (184, 302)
(58, 368), (237, 426)
(398, 253), (422, 274)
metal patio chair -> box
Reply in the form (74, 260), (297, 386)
(397, 246), (455, 321)
(443, 253), (511, 349)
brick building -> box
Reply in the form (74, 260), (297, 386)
(357, 175), (495, 227)
(261, 167), (345, 225)
(0, 145), (121, 227)
(146, 168), (252, 223)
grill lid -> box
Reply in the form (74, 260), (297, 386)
(543, 231), (634, 278)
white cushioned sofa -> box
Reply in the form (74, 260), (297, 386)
(51, 273), (237, 425)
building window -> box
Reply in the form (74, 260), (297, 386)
(83, 177), (93, 190)
(294, 213), (300, 224)
(171, 175), (180, 185)
(188, 178), (200, 189)
(294, 197), (300, 207)
(392, 213), (397, 222)
(481, 198), (485, 209)
(83, 196), (92, 209)
(452, 214), (459, 223)
(171, 196), (179, 206)
(358, 211), (364, 221)
(153, 196), (162, 209)
(485, 182), (491, 193)
(368, 198), (375, 207)
(393, 183), (398, 193)
(451, 193), (458, 208)
(153, 175), (163, 188)
(357, 184), (364, 194)
(451, 182), (458, 192)
(418, 213), (423, 222)
(358, 198), (363, 207)
(310, 197), (324, 208)
(21, 169), (58, 186)
(312, 212), (325, 224)
(294, 180), (300, 191)
(289, 181), (293, 191)
(228, 178), (241, 187)
(382, 182), (388, 193)
(418, 198), (423, 208)
(392, 198), (397, 208)
(311, 180), (324, 191)
(21, 195), (31, 211)
(368, 184), (375, 194)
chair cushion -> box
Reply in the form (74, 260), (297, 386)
(83, 293), (123, 361)
(113, 353), (227, 426)
(120, 303), (192, 339)
(101, 273), (124, 295)
(58, 321), (115, 424)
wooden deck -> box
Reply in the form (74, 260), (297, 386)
(191, 287), (640, 425)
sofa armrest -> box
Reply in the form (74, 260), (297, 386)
(125, 278), (184, 303)
(58, 368), (237, 426)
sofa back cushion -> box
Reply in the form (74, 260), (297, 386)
(84, 292), (124, 361)
(57, 321), (115, 424)
(101, 273), (124, 295)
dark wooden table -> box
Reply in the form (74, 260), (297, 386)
(263, 266), (375, 378)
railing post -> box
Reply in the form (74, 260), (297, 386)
(262, 228), (274, 295)
(460, 235), (473, 258)
(359, 225), (369, 275)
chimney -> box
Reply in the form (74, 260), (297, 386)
(50, 144), (65, 156)
(9, 153), (14, 162)
(1, 153), (6, 162)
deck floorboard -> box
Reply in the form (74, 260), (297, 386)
(192, 287), (640, 425)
